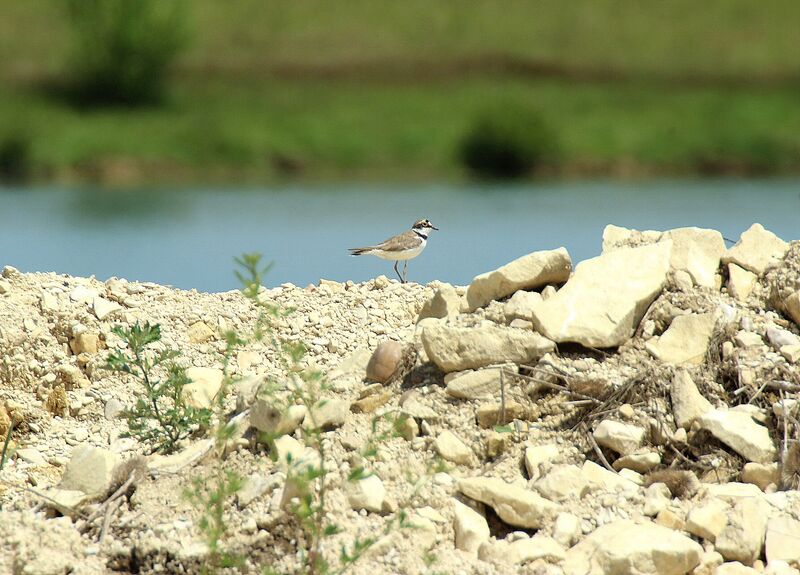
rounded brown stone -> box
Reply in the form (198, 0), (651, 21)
(366, 341), (403, 383)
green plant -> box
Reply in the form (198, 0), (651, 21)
(0, 132), (32, 183)
(459, 102), (559, 179)
(183, 330), (245, 573)
(107, 322), (211, 453)
(236, 254), (411, 575)
(65, 0), (189, 106)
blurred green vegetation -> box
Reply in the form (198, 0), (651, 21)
(1, 0), (799, 183)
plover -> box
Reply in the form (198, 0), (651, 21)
(349, 219), (439, 283)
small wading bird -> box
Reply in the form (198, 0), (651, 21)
(349, 219), (439, 283)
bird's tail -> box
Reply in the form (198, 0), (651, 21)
(348, 247), (373, 256)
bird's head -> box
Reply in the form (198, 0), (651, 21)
(412, 219), (439, 233)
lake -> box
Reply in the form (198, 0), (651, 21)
(1, 180), (798, 292)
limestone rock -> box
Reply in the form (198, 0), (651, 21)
(671, 369), (713, 429)
(59, 445), (121, 498)
(466, 247), (571, 311)
(581, 461), (639, 492)
(346, 475), (385, 513)
(92, 297), (122, 320)
(686, 498), (729, 542)
(563, 519), (703, 575)
(593, 419), (645, 456)
(781, 344), (800, 363)
(552, 512), (581, 547)
(181, 367), (223, 409)
(524, 444), (560, 480)
(530, 242), (672, 348)
(435, 430), (472, 465)
(452, 499), (490, 554)
(715, 498), (770, 564)
(327, 348), (371, 389)
(504, 290), (544, 321)
(421, 323), (554, 372)
(458, 476), (560, 529)
(70, 333), (99, 355)
(716, 563), (761, 575)
(767, 326), (800, 348)
(365, 341), (404, 383)
(734, 330), (763, 348)
(727, 264), (757, 301)
(350, 391), (392, 414)
(612, 451), (661, 473)
(445, 368), (503, 400)
(303, 398), (350, 431)
(765, 516), (800, 564)
(418, 284), (462, 321)
(785, 291), (800, 326)
(741, 462), (780, 491)
(722, 224), (788, 275)
(534, 464), (588, 501)
(646, 313), (717, 365)
(480, 535), (566, 566)
(704, 482), (765, 503)
(698, 409), (777, 463)
(476, 401), (526, 428)
(187, 321), (215, 343)
(664, 227), (726, 288)
(251, 401), (306, 436)
(236, 473), (275, 508)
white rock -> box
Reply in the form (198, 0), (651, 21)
(766, 326), (800, 348)
(435, 430), (473, 465)
(715, 563), (761, 575)
(664, 227), (726, 288)
(16, 448), (47, 466)
(251, 401), (306, 436)
(644, 483), (672, 516)
(504, 290), (544, 321)
(764, 560), (800, 575)
(452, 499), (490, 554)
(734, 330), (764, 347)
(534, 464), (588, 501)
(685, 498), (729, 542)
(671, 369), (713, 429)
(303, 398), (349, 431)
(563, 519), (703, 575)
(721, 223), (788, 275)
(781, 344), (800, 363)
(552, 512), (581, 547)
(346, 474), (385, 513)
(592, 420), (645, 455)
(646, 313), (717, 365)
(612, 451), (661, 473)
(704, 482), (766, 503)
(524, 444), (560, 480)
(69, 285), (98, 302)
(181, 367), (224, 409)
(715, 497), (770, 564)
(59, 445), (121, 498)
(445, 368), (503, 400)
(727, 264), (757, 301)
(421, 323), (555, 372)
(741, 462), (780, 491)
(785, 291), (800, 326)
(92, 297), (122, 320)
(581, 461), (639, 492)
(466, 247), (572, 311)
(418, 284), (462, 321)
(698, 409), (777, 463)
(236, 473), (274, 508)
(773, 398), (798, 418)
(458, 476), (560, 529)
(765, 516), (800, 564)
(530, 242), (672, 348)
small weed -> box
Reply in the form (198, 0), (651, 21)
(107, 322), (211, 454)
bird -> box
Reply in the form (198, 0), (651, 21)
(349, 219), (439, 283)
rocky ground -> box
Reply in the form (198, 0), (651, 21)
(1, 223), (800, 575)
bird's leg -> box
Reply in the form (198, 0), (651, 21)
(393, 261), (404, 283)
(403, 261), (409, 284)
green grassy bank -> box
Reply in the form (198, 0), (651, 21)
(1, 1), (799, 184)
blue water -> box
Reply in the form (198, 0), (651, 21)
(1, 180), (798, 292)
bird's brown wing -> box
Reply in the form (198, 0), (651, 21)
(374, 230), (418, 252)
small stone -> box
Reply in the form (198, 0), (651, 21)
(645, 313), (717, 365)
(552, 512), (581, 547)
(670, 369), (713, 429)
(365, 341), (404, 383)
(435, 430), (472, 465)
(698, 409), (777, 463)
(236, 473), (274, 508)
(780, 344), (800, 363)
(741, 462), (780, 491)
(350, 391), (392, 414)
(181, 367), (224, 409)
(715, 497), (770, 564)
(524, 444), (560, 480)
(60, 445), (121, 498)
(458, 476), (561, 529)
(92, 297), (122, 320)
(475, 401), (526, 428)
(715, 562), (761, 575)
(484, 430), (509, 459)
(644, 483), (672, 516)
(396, 416), (418, 441)
(104, 398), (124, 420)
(618, 403), (635, 419)
(656, 508), (686, 531)
(785, 291), (800, 326)
(534, 464), (589, 501)
(582, 460), (639, 492)
(187, 321), (215, 343)
(251, 401), (306, 436)
(303, 398), (349, 431)
(686, 498), (729, 542)
(45, 386), (69, 417)
(446, 368), (504, 400)
(721, 223), (788, 275)
(504, 290), (544, 321)
(734, 330), (763, 347)
(765, 516), (800, 564)
(417, 284), (462, 321)
(727, 264), (758, 301)
(0, 279), (10, 294)
(16, 448), (47, 465)
(593, 419), (645, 455)
(453, 498), (490, 554)
(612, 451), (661, 473)
(237, 350), (261, 373)
(346, 475), (385, 513)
